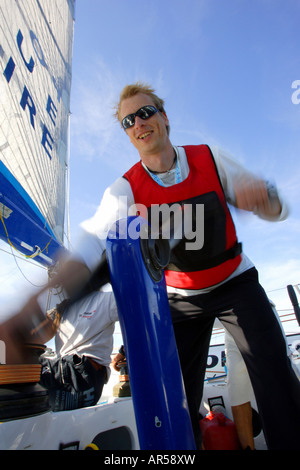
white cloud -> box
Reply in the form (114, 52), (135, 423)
(71, 58), (122, 153)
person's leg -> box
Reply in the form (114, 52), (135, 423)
(70, 355), (107, 408)
(169, 294), (215, 449)
(217, 269), (300, 449)
(225, 330), (255, 449)
(40, 355), (67, 411)
(231, 402), (255, 450)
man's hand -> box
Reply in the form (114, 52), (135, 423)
(0, 294), (46, 363)
(111, 351), (126, 372)
(234, 178), (281, 216)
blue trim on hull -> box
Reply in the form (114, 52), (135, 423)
(0, 161), (63, 266)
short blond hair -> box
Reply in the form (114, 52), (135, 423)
(114, 82), (170, 135)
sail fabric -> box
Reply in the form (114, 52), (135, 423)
(0, 0), (75, 264)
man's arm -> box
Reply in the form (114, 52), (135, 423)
(0, 258), (92, 363)
(211, 146), (288, 221)
(30, 299), (70, 344)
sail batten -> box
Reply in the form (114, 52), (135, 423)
(0, 0), (75, 265)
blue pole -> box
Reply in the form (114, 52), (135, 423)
(106, 216), (196, 450)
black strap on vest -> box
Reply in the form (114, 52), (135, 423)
(168, 242), (242, 272)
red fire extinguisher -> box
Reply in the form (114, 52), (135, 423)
(200, 411), (240, 450)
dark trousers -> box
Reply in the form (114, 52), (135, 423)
(168, 268), (300, 450)
(39, 354), (106, 412)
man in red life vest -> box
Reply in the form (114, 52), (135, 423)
(2, 82), (300, 450)
(108, 83), (300, 450)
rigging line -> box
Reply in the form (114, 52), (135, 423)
(266, 286), (293, 293)
(0, 245), (47, 269)
(7, 243), (49, 289)
(277, 309), (296, 313)
(45, 287), (65, 312)
(281, 318), (300, 324)
(0, 209), (52, 259)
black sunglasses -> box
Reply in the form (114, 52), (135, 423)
(121, 105), (158, 129)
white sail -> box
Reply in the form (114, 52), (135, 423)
(0, 0), (75, 264)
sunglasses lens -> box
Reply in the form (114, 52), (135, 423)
(139, 106), (157, 119)
(122, 106), (158, 129)
(136, 107), (150, 119)
(122, 114), (136, 129)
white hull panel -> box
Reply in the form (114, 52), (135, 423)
(0, 397), (139, 450)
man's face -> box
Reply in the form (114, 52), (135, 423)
(119, 93), (170, 158)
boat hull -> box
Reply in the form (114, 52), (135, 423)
(1, 333), (299, 450)
(0, 397), (139, 450)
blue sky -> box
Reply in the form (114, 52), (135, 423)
(1, 0), (300, 337)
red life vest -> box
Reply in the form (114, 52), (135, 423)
(123, 145), (242, 289)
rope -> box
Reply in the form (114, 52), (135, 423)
(0, 364), (42, 384)
(0, 207), (52, 260)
